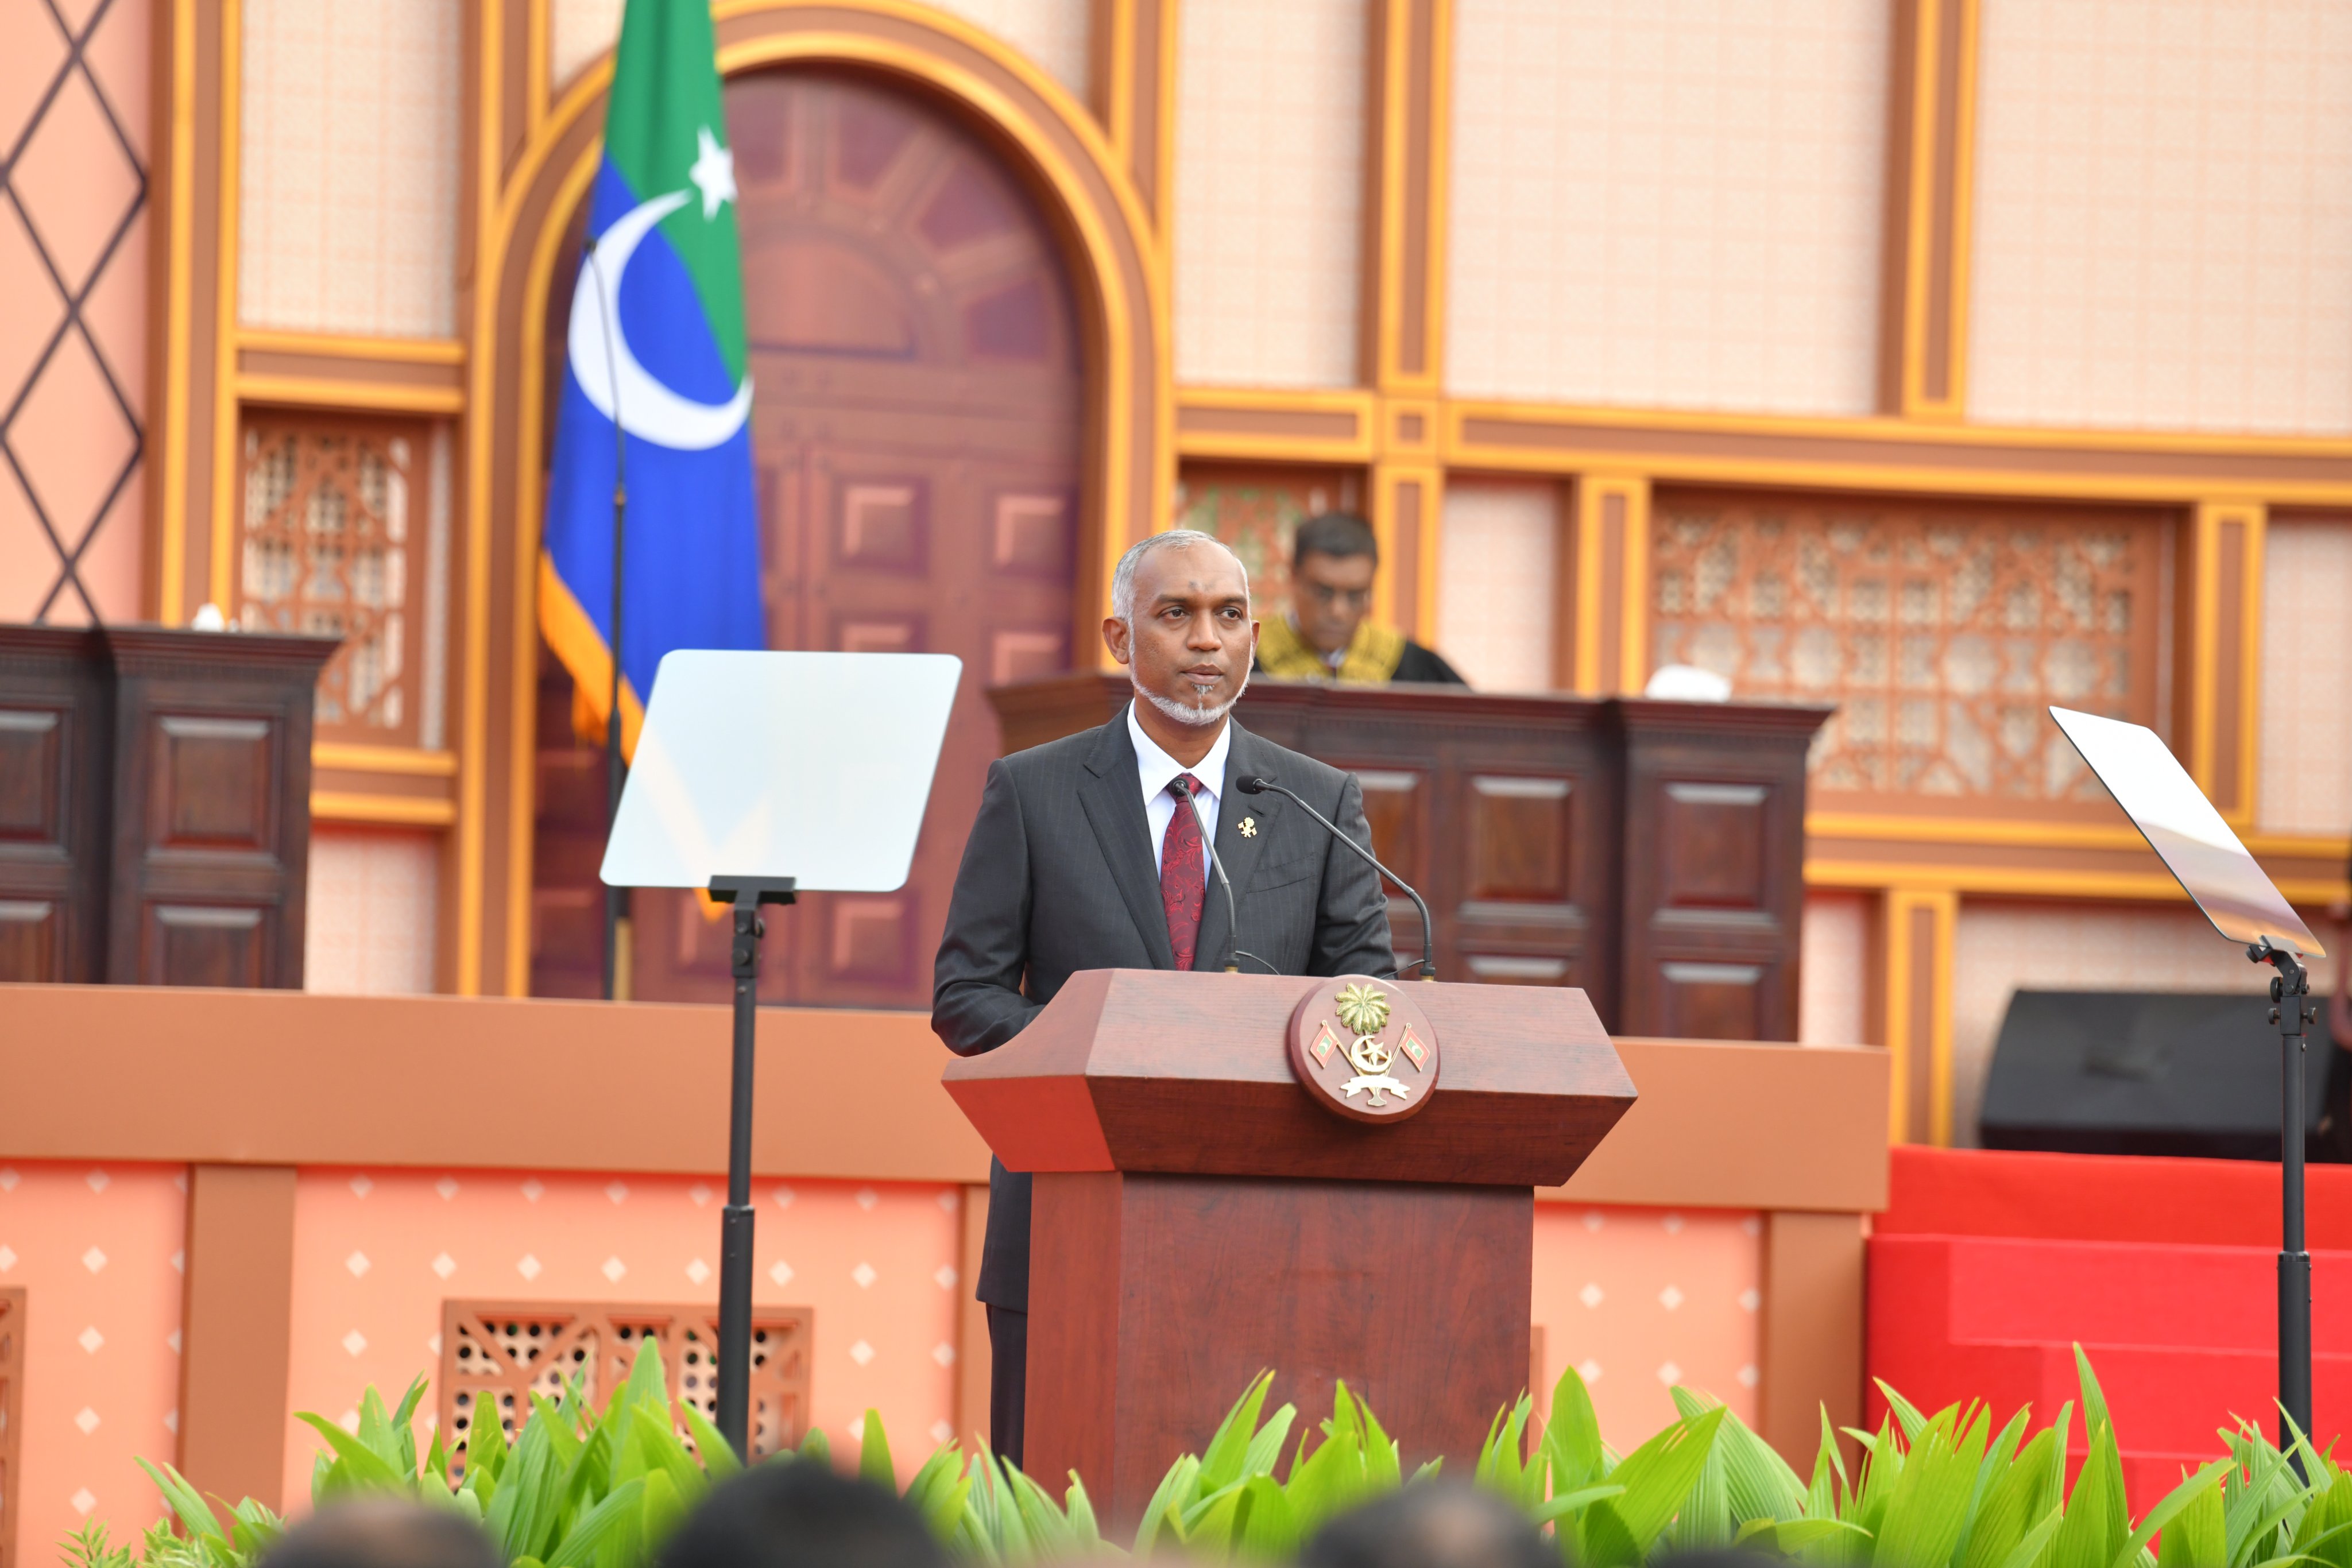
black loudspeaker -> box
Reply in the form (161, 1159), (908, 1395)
(1978, 990), (2347, 1160)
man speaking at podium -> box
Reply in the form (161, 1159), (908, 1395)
(933, 528), (1396, 1465)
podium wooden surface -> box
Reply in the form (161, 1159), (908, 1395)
(942, 969), (1637, 1520)
(989, 674), (1829, 1041)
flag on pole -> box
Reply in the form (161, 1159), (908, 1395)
(540, 0), (761, 757)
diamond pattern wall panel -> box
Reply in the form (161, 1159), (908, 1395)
(0, 0), (148, 627)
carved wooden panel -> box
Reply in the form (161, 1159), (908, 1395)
(1659, 782), (1767, 910)
(1466, 776), (1573, 903)
(0, 713), (60, 840)
(1352, 768), (1426, 884)
(1617, 702), (1820, 1041)
(238, 416), (431, 746)
(0, 1288), (22, 1568)
(144, 904), (270, 988)
(154, 717), (273, 849)
(992, 492), (1071, 578)
(1220, 682), (1621, 1019)
(1655, 959), (1770, 1040)
(0, 629), (328, 987)
(104, 629), (335, 990)
(1650, 492), (2166, 812)
(838, 481), (926, 571)
(0, 902), (57, 981)
(0, 629), (110, 982)
(439, 1300), (814, 1472)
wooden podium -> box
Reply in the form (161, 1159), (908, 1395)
(942, 969), (1637, 1521)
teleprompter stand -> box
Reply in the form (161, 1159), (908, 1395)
(2052, 705), (2330, 1464)
(2253, 936), (2317, 1453)
(709, 874), (796, 1458)
(599, 648), (960, 1462)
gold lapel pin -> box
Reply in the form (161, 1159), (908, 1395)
(1238, 817), (1257, 838)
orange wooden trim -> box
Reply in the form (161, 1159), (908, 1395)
(1879, 0), (1978, 419)
(955, 1183), (991, 1447)
(1174, 387), (1378, 462)
(1875, 888), (1957, 1145)
(0, 1287), (20, 1568)
(1566, 474), (1650, 694)
(149, 0), (200, 624)
(232, 374), (466, 416)
(208, 0), (243, 614)
(1371, 462), (1440, 637)
(178, 1164), (297, 1508)
(312, 743), (460, 777)
(2179, 500), (2268, 824)
(1, 990), (1889, 1214)
(235, 331), (466, 365)
(1757, 1211), (1866, 1472)
(310, 790), (460, 827)
(2225, 505), (2267, 826)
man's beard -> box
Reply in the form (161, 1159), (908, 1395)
(1134, 663), (1249, 727)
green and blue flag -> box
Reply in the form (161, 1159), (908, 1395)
(541, 0), (760, 753)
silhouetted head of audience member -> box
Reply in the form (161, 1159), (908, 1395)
(659, 1458), (946, 1568)
(257, 1500), (501, 1568)
(1301, 1484), (1555, 1568)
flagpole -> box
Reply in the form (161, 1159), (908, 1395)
(585, 237), (632, 1002)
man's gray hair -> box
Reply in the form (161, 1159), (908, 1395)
(1109, 528), (1248, 625)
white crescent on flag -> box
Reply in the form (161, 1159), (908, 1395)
(568, 188), (753, 452)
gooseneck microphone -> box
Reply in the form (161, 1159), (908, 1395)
(1237, 775), (1437, 982)
(1170, 774), (1241, 973)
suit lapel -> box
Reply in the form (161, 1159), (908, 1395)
(1077, 707), (1177, 969)
(1195, 722), (1285, 970)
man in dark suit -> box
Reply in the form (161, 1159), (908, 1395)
(931, 527), (1397, 1465)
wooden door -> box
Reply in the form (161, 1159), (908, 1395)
(531, 69), (1083, 1007)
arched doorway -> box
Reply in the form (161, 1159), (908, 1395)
(530, 68), (1084, 1007)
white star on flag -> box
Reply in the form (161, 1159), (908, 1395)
(690, 126), (736, 219)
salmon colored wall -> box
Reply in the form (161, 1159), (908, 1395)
(0, 0), (149, 627)
(0, 1155), (1776, 1544)
(280, 1168), (961, 1504)
(1530, 1205), (1762, 1447)
(0, 1163), (185, 1561)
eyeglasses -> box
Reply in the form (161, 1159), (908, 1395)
(1299, 581), (1372, 611)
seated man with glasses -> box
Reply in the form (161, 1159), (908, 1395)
(1253, 510), (1469, 686)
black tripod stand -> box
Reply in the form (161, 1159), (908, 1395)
(2251, 935), (2316, 1458)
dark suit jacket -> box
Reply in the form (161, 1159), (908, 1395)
(931, 706), (1397, 1310)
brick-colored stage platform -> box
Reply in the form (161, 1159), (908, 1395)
(1869, 1147), (2352, 1509)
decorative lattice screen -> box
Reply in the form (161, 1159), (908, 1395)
(0, 1288), (22, 1568)
(1174, 464), (1364, 614)
(1650, 495), (2165, 805)
(438, 1301), (813, 1472)
(238, 417), (427, 744)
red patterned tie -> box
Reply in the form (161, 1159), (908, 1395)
(1159, 774), (1206, 971)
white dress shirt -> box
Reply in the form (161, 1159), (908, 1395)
(1128, 701), (1229, 879)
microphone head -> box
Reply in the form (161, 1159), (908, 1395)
(1236, 775), (1274, 795)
